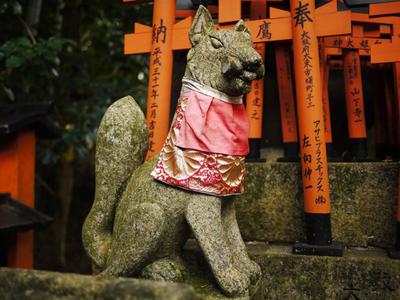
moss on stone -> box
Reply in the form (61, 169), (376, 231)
(250, 243), (400, 300)
(236, 162), (399, 247)
(0, 267), (199, 300)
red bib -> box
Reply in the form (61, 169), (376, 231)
(175, 89), (249, 155)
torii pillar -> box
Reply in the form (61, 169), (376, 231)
(145, 0), (176, 160)
(343, 48), (368, 160)
(290, 0), (342, 256)
(275, 44), (299, 161)
(246, 0), (267, 162)
(0, 129), (35, 268)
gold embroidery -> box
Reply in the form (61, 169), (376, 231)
(162, 99), (205, 180)
(217, 156), (245, 187)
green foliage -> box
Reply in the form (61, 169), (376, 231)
(0, 0), (151, 164)
(0, 36), (72, 101)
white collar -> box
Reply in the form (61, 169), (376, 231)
(181, 78), (243, 105)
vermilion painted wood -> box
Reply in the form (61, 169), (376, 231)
(319, 41), (333, 143)
(351, 12), (400, 25)
(290, 0), (331, 214)
(370, 1), (400, 17)
(352, 24), (364, 37)
(371, 39), (400, 63)
(380, 24), (392, 35)
(325, 47), (371, 56)
(393, 63), (400, 153)
(269, 7), (290, 18)
(219, 0), (241, 23)
(246, 0), (267, 139)
(145, 0), (176, 160)
(316, 0), (338, 14)
(0, 129), (35, 269)
(343, 49), (367, 139)
(175, 6), (218, 19)
(125, 11), (352, 54)
(383, 71), (396, 149)
(275, 45), (298, 143)
(247, 43), (265, 139)
(323, 36), (391, 50)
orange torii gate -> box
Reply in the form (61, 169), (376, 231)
(123, 0), (351, 160)
(246, 0), (267, 162)
(363, 1), (400, 259)
(369, 12), (400, 161)
(123, 0), (354, 256)
(275, 43), (299, 161)
(321, 10), (400, 160)
(289, 0), (343, 256)
(255, 3), (338, 162)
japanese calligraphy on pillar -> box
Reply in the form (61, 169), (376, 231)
(291, 0), (330, 213)
(246, 43), (265, 139)
(275, 45), (298, 143)
(319, 40), (333, 143)
(343, 49), (367, 139)
(148, 45), (163, 153)
(145, 0), (175, 160)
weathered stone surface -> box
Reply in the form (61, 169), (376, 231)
(82, 6), (264, 298)
(184, 240), (400, 300)
(3, 242), (400, 300)
(82, 95), (148, 270)
(0, 267), (199, 300)
(236, 162), (399, 248)
(249, 243), (400, 300)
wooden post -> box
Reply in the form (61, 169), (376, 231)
(246, 0), (267, 162)
(290, 0), (342, 256)
(218, 0), (241, 24)
(393, 62), (400, 160)
(383, 70), (396, 159)
(0, 129), (35, 268)
(373, 71), (388, 160)
(246, 43), (266, 161)
(145, 0), (176, 160)
(343, 49), (368, 160)
(275, 44), (299, 161)
(319, 40), (334, 159)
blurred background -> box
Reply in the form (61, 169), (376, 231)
(0, 0), (151, 274)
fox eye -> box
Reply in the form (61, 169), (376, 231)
(210, 36), (224, 49)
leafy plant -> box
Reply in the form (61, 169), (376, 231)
(0, 0), (151, 164)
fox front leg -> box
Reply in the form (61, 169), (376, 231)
(221, 198), (261, 285)
(185, 195), (249, 297)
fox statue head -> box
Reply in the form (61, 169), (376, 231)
(184, 5), (265, 96)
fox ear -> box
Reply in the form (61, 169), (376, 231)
(189, 5), (214, 46)
(234, 20), (251, 35)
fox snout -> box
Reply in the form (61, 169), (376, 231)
(246, 52), (265, 80)
(222, 53), (265, 82)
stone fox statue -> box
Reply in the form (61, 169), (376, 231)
(82, 5), (264, 297)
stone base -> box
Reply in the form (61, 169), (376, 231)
(251, 243), (400, 300)
(184, 240), (400, 299)
(245, 157), (266, 163)
(388, 249), (400, 259)
(293, 241), (343, 257)
(2, 242), (400, 299)
(237, 162), (400, 248)
(0, 267), (199, 300)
